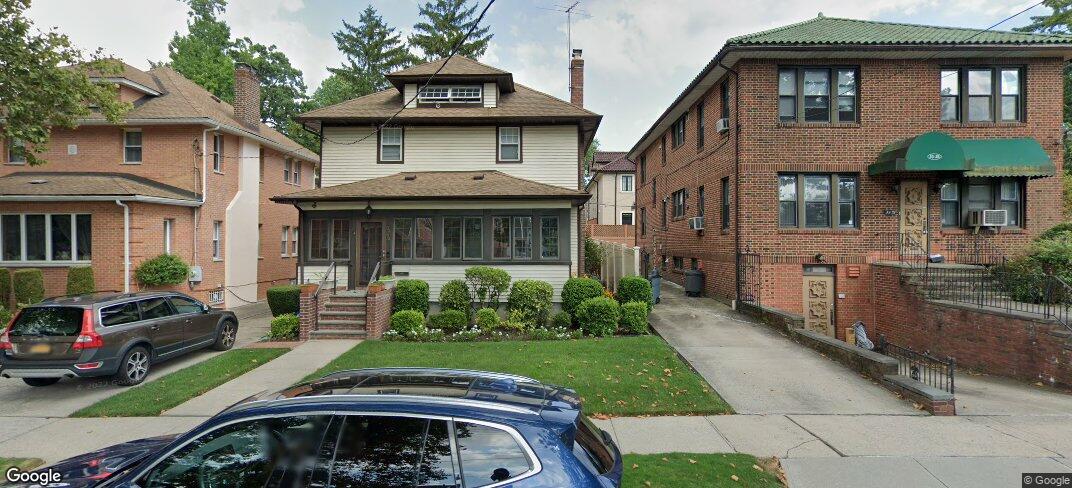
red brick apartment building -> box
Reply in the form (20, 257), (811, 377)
(631, 16), (1070, 340)
(0, 63), (317, 307)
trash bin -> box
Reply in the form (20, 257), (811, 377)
(648, 267), (662, 304)
(684, 269), (705, 297)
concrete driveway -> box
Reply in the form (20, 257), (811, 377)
(0, 301), (271, 418)
(651, 283), (920, 415)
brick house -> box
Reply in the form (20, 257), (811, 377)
(0, 62), (317, 307)
(630, 16), (1070, 340)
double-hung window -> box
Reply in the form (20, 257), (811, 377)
(940, 182), (960, 227)
(640, 208), (647, 236)
(671, 114), (686, 148)
(212, 134), (223, 172)
(941, 67), (1024, 122)
(671, 189), (686, 218)
(498, 127), (521, 162)
(540, 216), (559, 259)
(0, 214), (91, 263)
(293, 161), (301, 186)
(620, 212), (634, 225)
(778, 67), (858, 123)
(123, 130), (142, 163)
(291, 227), (299, 256)
(721, 177), (731, 229)
(283, 159), (292, 183)
(281, 226), (290, 256)
(697, 186), (705, 218)
(6, 138), (26, 164)
(696, 99), (705, 150)
(163, 219), (173, 254)
(778, 174), (858, 229)
(379, 128), (403, 162)
(513, 216), (532, 259)
(620, 174), (634, 192)
(721, 79), (731, 120)
(212, 221), (222, 259)
(639, 155), (647, 183)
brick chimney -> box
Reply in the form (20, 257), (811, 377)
(569, 49), (584, 108)
(233, 63), (261, 128)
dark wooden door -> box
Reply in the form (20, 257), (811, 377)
(359, 222), (383, 285)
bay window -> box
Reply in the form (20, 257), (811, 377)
(940, 67), (1024, 123)
(0, 214), (92, 263)
(778, 174), (859, 229)
(779, 66), (858, 123)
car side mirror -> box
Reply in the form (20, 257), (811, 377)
(201, 303), (211, 314)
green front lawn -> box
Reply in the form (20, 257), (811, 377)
(73, 348), (289, 417)
(0, 458), (44, 471)
(307, 336), (730, 416)
(623, 453), (784, 487)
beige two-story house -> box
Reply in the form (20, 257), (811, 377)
(273, 55), (601, 302)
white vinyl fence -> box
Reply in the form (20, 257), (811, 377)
(596, 240), (641, 292)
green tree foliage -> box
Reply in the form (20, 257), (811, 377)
(0, 268), (10, 309)
(168, 0), (234, 101)
(311, 73), (372, 108)
(0, 0), (130, 166)
(583, 138), (600, 177)
(464, 266), (510, 310)
(409, 0), (492, 60)
(439, 279), (472, 317)
(331, 5), (417, 91)
(506, 280), (553, 328)
(230, 38), (307, 129)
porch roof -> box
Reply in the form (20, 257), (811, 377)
(868, 131), (1055, 178)
(0, 172), (201, 205)
(271, 171), (590, 204)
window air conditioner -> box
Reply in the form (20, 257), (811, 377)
(715, 118), (730, 133)
(968, 209), (1008, 227)
(688, 216), (705, 230)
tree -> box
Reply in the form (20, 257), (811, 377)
(583, 137), (600, 176)
(230, 38), (307, 130)
(0, 0), (129, 165)
(311, 73), (372, 108)
(168, 0), (234, 101)
(409, 0), (492, 60)
(330, 5), (416, 91)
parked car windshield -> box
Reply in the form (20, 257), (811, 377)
(7, 307), (83, 337)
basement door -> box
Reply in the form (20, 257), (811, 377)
(899, 180), (928, 257)
(803, 265), (835, 337)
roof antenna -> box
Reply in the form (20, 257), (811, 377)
(535, 2), (591, 88)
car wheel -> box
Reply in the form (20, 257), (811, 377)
(116, 346), (151, 386)
(22, 378), (60, 387)
(212, 320), (237, 351)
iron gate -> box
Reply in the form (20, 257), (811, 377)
(736, 252), (761, 305)
(877, 334), (956, 394)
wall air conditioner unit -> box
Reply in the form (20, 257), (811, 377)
(715, 118), (730, 133)
(968, 209), (1008, 228)
(688, 216), (705, 230)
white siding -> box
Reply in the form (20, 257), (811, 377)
(403, 84), (417, 109)
(571, 212), (579, 275)
(302, 264), (349, 287)
(483, 82), (497, 108)
(321, 125), (579, 189)
(393, 264), (571, 302)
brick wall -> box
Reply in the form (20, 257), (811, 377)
(873, 264), (1072, 388)
(635, 55), (1065, 324)
(365, 287), (395, 339)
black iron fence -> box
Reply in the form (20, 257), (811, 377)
(875, 232), (929, 264)
(940, 233), (1007, 266)
(921, 265), (1072, 332)
(877, 334), (956, 394)
(736, 252), (761, 305)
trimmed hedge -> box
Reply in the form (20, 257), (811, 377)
(390, 310), (426, 337)
(429, 309), (469, 334)
(134, 254), (190, 286)
(617, 276), (654, 311)
(620, 301), (650, 335)
(12, 268), (44, 305)
(66, 266), (95, 295)
(475, 308), (500, 333)
(551, 311), (572, 329)
(266, 285), (301, 316)
(464, 266), (511, 309)
(0, 268), (10, 308)
(439, 279), (472, 317)
(394, 279), (430, 315)
(268, 313), (300, 340)
(0, 306), (11, 329)
(575, 297), (620, 337)
(507, 279), (553, 327)
(561, 277), (604, 316)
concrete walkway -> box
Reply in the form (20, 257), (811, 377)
(163, 339), (358, 416)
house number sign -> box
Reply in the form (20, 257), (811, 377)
(883, 209), (898, 217)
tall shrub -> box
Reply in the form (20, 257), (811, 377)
(12, 268), (45, 305)
(439, 279), (472, 318)
(134, 254), (190, 286)
(584, 237), (603, 276)
(464, 266), (511, 310)
(575, 296), (621, 337)
(394, 279), (430, 315)
(266, 285), (301, 316)
(617, 276), (654, 311)
(66, 266), (95, 295)
(561, 277), (604, 316)
(506, 280), (553, 327)
(620, 301), (650, 335)
(0, 268), (10, 309)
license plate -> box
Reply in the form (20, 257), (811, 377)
(28, 344), (51, 354)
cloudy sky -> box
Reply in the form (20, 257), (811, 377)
(28, 0), (1049, 150)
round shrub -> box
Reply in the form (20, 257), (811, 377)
(266, 285), (301, 316)
(390, 310), (427, 337)
(268, 313), (300, 340)
(439, 279), (472, 318)
(394, 279), (430, 315)
(551, 311), (572, 329)
(429, 309), (469, 334)
(1038, 222), (1072, 241)
(507, 279), (554, 327)
(620, 301), (650, 335)
(134, 254), (190, 286)
(475, 307), (501, 333)
(0, 268), (11, 308)
(575, 297), (621, 337)
(12, 268), (44, 305)
(66, 266), (95, 295)
(464, 266), (511, 309)
(617, 276), (654, 311)
(561, 277), (604, 316)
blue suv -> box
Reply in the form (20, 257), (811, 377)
(32, 368), (623, 487)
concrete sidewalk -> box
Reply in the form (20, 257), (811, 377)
(163, 339), (358, 416)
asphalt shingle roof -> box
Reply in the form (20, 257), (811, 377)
(728, 15), (1072, 46)
(0, 172), (198, 202)
(272, 171), (588, 202)
(389, 56), (509, 77)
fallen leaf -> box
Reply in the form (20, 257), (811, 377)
(631, 464), (639, 469)
(644, 482), (651, 487)
(688, 458), (697, 464)
(731, 475), (740, 482)
(752, 464), (763, 471)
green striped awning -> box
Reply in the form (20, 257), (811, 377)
(869, 132), (1055, 178)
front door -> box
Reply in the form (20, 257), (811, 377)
(358, 221), (383, 286)
(802, 265), (835, 337)
(899, 180), (928, 257)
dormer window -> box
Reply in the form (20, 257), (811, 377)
(418, 85), (482, 104)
